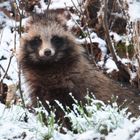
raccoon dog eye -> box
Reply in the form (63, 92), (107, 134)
(51, 35), (64, 47)
(29, 36), (42, 48)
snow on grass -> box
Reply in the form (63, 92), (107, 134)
(0, 103), (48, 140)
(65, 95), (131, 134)
(106, 119), (140, 140)
(0, 97), (140, 140)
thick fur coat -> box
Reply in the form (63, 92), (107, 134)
(19, 11), (140, 122)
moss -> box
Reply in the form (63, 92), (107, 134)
(115, 42), (134, 59)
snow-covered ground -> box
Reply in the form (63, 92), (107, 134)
(128, 0), (140, 21)
(0, 98), (140, 140)
(1, 0), (140, 140)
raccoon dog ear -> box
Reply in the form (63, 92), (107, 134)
(24, 16), (34, 32)
(47, 9), (70, 30)
(57, 10), (71, 30)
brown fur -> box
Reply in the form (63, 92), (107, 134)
(19, 11), (140, 125)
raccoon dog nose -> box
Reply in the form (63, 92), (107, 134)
(44, 49), (52, 56)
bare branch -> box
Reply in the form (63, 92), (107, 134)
(46, 0), (51, 12)
(70, 0), (81, 14)
(103, 0), (118, 63)
(0, 55), (13, 83)
(13, 0), (25, 108)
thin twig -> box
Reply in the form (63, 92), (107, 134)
(14, 0), (25, 108)
(0, 55), (13, 83)
(46, 0), (51, 12)
(67, 1), (97, 65)
(133, 20), (140, 90)
(0, 29), (4, 45)
(70, 0), (81, 14)
(0, 65), (5, 73)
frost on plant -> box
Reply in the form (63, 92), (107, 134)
(63, 94), (130, 135)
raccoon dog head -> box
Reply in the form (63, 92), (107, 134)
(20, 11), (82, 67)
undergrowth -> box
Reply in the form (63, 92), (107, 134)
(41, 93), (131, 139)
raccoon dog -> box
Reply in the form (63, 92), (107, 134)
(19, 11), (140, 125)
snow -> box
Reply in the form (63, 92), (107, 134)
(128, 0), (140, 21)
(104, 58), (118, 73)
(110, 32), (122, 42)
(0, 100), (140, 140)
(1, 0), (140, 140)
(0, 103), (48, 140)
(106, 119), (140, 140)
(49, 0), (82, 9)
(0, 1), (11, 11)
(75, 130), (103, 140)
(76, 32), (107, 55)
(0, 20), (19, 85)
